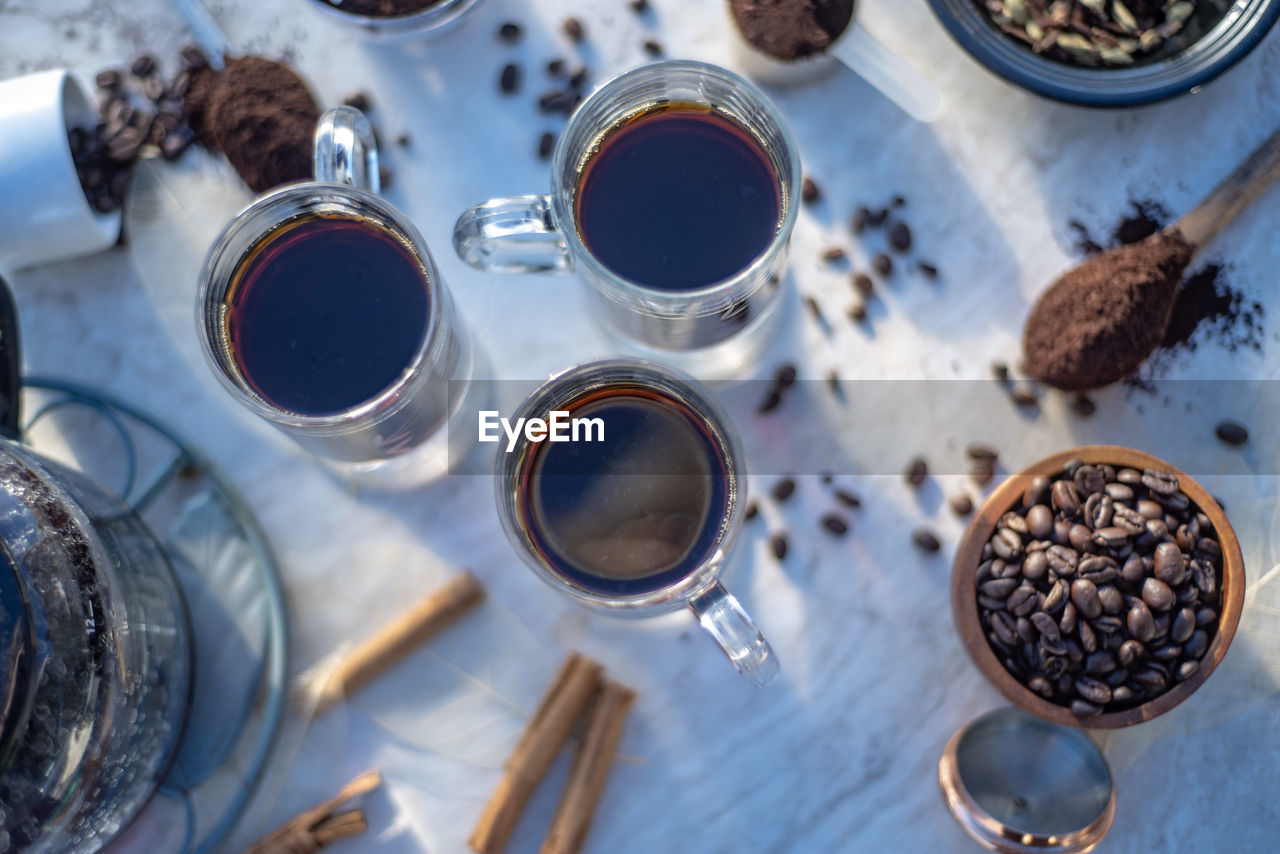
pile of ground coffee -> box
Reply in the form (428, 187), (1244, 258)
(321, 0), (442, 16)
(1023, 231), (1194, 391)
(187, 56), (320, 194)
(729, 0), (855, 60)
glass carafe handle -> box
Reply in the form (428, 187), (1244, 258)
(689, 582), (780, 686)
(314, 106), (380, 193)
(452, 194), (574, 274)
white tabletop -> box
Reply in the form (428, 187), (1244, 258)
(4, 0), (1280, 852)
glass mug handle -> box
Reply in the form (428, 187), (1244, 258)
(314, 105), (380, 193)
(452, 195), (574, 274)
(689, 581), (780, 686)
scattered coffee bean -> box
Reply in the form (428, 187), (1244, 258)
(849, 304), (867, 323)
(917, 260), (938, 279)
(343, 91), (372, 111)
(96, 69), (122, 90)
(563, 17), (585, 41)
(643, 39), (664, 56)
(377, 165), (394, 190)
(852, 273), (874, 297)
(834, 488), (861, 509)
(992, 362), (1010, 383)
(888, 221), (912, 253)
(498, 22), (522, 42)
(745, 502), (759, 520)
(913, 528), (941, 553)
(770, 533), (789, 560)
(568, 67), (590, 90)
(130, 54), (157, 77)
(1011, 389), (1039, 408)
(395, 131), (411, 148)
(801, 177), (820, 204)
(772, 477), (796, 502)
(160, 126), (194, 160)
(538, 89), (575, 113)
(499, 64), (521, 94)
(1070, 394), (1097, 418)
(950, 493), (974, 517)
(975, 459), (1224, 714)
(821, 514), (849, 536)
(547, 58), (567, 77)
(758, 389), (782, 414)
(826, 370), (842, 398)
(630, 0), (650, 12)
(966, 443), (998, 462)
(1215, 420), (1248, 446)
(775, 363), (798, 388)
(804, 296), (826, 326)
(872, 253), (893, 276)
(822, 247), (847, 264)
(867, 207), (889, 226)
(851, 207), (869, 233)
(179, 44), (208, 71)
(537, 131), (556, 159)
(905, 457), (928, 487)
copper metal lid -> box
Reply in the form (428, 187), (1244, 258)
(938, 708), (1115, 854)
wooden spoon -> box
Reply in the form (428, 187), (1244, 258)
(1024, 126), (1280, 391)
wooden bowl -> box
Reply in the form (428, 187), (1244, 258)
(952, 445), (1245, 729)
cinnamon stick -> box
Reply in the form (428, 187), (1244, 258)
(468, 652), (604, 854)
(314, 571), (485, 714)
(539, 680), (636, 854)
(240, 770), (381, 854)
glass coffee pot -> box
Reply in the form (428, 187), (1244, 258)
(0, 276), (192, 854)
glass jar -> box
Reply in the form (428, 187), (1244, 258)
(0, 438), (191, 854)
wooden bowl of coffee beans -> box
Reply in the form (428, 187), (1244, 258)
(952, 446), (1244, 728)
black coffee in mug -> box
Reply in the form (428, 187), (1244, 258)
(517, 386), (732, 596)
(224, 213), (429, 416)
(574, 102), (781, 291)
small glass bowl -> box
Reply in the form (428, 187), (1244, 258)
(927, 0), (1280, 106)
(304, 0), (482, 41)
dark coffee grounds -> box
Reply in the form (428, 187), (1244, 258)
(729, 0), (856, 60)
(188, 56), (320, 194)
(320, 0), (442, 16)
(1023, 231), (1194, 391)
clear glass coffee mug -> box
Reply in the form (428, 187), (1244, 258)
(495, 359), (779, 685)
(198, 106), (480, 485)
(453, 61), (801, 378)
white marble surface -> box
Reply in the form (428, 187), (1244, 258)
(4, 0), (1280, 852)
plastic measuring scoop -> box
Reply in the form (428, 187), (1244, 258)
(727, 7), (944, 123)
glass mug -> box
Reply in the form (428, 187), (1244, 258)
(495, 359), (779, 685)
(453, 61), (800, 378)
(198, 107), (478, 484)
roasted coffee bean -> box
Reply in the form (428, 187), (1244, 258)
(1104, 482), (1134, 502)
(95, 69), (122, 90)
(913, 528), (941, 553)
(851, 206), (870, 233)
(995, 559), (1021, 580)
(1141, 577), (1175, 611)
(971, 458), (995, 486)
(1046, 545), (1078, 577)
(1121, 552), (1146, 586)
(1177, 660), (1200, 681)
(1085, 650), (1116, 675)
(757, 389), (782, 413)
(873, 253), (893, 276)
(563, 17), (585, 41)
(888, 221), (912, 252)
(499, 64), (521, 94)
(106, 127), (144, 164)
(744, 502), (758, 521)
(1071, 579), (1101, 619)
(848, 304), (867, 323)
(1191, 561), (1217, 600)
(1176, 584), (1200, 607)
(801, 177), (820, 204)
(1029, 611), (1059, 641)
(1040, 636), (1068, 658)
(1152, 541), (1184, 587)
(1097, 584), (1124, 615)
(1127, 602), (1156, 643)
(1070, 698), (1102, 717)
(1078, 555), (1118, 583)
(949, 493), (974, 517)
(1053, 519), (1072, 546)
(1154, 489), (1189, 512)
(1075, 676), (1111, 705)
(1215, 420), (1248, 446)
(498, 21), (523, 42)
(1068, 524), (1093, 552)
(1195, 537), (1222, 566)
(1052, 480), (1081, 516)
(820, 514), (849, 536)
(1028, 676), (1054, 699)
(1044, 655), (1068, 679)
(1015, 616), (1036, 644)
(130, 54), (157, 77)
(1022, 550), (1049, 582)
(1073, 464), (1106, 497)
(822, 247), (847, 264)
(770, 533), (788, 560)
(978, 594), (1007, 611)
(918, 260), (939, 279)
(1092, 526), (1130, 549)
(537, 131), (556, 159)
(1150, 612), (1171, 641)
(1022, 476), (1050, 509)
(1185, 629), (1209, 660)
(1007, 585), (1038, 617)
(1136, 499), (1164, 520)
(1078, 619), (1097, 654)
(771, 477), (796, 502)
(1059, 600), (1077, 634)
(1133, 667), (1167, 690)
(1115, 467), (1141, 485)
(1084, 493), (1114, 530)
(1142, 469), (1179, 495)
(160, 127), (194, 161)
(1151, 643), (1182, 663)
(1025, 504), (1054, 539)
(834, 488), (861, 510)
(1194, 607), (1216, 627)
(992, 528), (1023, 560)
(905, 457), (928, 486)
(342, 90), (371, 111)
(630, 0), (650, 12)
(179, 44), (207, 70)
(538, 89), (575, 112)
(1117, 639), (1143, 667)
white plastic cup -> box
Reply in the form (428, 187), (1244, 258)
(0, 70), (121, 270)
